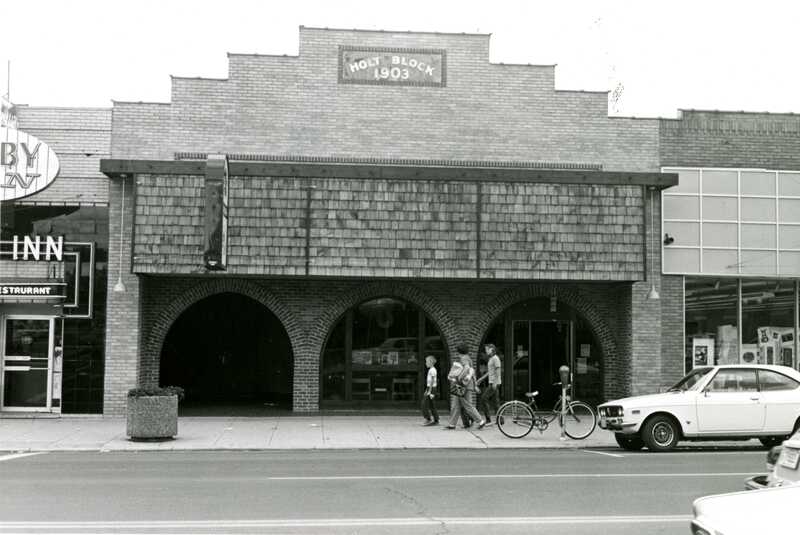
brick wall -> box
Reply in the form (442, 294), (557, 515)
(15, 106), (111, 206)
(661, 110), (800, 170)
(103, 177), (140, 415)
(111, 27), (659, 173)
(660, 275), (685, 386)
(133, 276), (633, 412)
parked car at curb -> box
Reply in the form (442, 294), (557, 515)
(597, 364), (800, 452)
(745, 428), (800, 490)
(691, 484), (800, 535)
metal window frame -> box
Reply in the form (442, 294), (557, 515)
(663, 167), (800, 277)
(0, 315), (55, 412)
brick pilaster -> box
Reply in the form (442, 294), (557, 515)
(103, 176), (140, 416)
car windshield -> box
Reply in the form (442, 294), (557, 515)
(667, 368), (713, 392)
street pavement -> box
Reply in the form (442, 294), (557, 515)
(0, 415), (769, 452)
(0, 448), (767, 534)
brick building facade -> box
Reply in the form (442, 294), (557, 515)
(97, 27), (678, 416)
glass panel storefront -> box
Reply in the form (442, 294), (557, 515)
(479, 298), (604, 407)
(321, 298), (447, 406)
(664, 168), (800, 277)
(685, 277), (798, 373)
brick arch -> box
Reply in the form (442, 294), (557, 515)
(466, 283), (618, 370)
(140, 278), (302, 387)
(309, 281), (461, 374)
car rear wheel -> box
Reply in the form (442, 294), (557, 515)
(615, 433), (645, 451)
(642, 415), (680, 452)
(759, 436), (784, 449)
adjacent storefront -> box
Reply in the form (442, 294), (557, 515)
(0, 106), (110, 414)
(662, 162), (800, 378)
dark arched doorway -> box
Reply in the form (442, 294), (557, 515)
(481, 297), (604, 408)
(159, 292), (293, 415)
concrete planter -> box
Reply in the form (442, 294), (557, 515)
(126, 395), (179, 440)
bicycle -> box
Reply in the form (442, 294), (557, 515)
(495, 382), (597, 440)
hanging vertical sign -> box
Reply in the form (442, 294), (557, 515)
(203, 154), (228, 270)
(1, 126), (60, 201)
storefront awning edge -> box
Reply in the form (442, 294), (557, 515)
(101, 159), (678, 189)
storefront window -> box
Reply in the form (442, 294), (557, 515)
(741, 280), (795, 367)
(685, 278), (738, 371)
(321, 297), (447, 405)
(1, 204), (108, 413)
(685, 277), (798, 373)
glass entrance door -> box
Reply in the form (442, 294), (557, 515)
(1, 317), (54, 411)
(511, 320), (571, 408)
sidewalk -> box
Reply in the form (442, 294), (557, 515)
(0, 415), (618, 452)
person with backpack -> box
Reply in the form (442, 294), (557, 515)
(443, 343), (486, 430)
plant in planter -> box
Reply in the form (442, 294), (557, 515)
(126, 386), (185, 441)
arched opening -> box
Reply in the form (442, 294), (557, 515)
(159, 292), (293, 415)
(321, 297), (448, 409)
(480, 297), (604, 408)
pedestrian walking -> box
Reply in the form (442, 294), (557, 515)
(460, 352), (478, 428)
(421, 355), (439, 426)
(444, 343), (485, 430)
(477, 343), (502, 426)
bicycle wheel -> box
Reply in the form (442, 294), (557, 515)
(562, 401), (597, 440)
(496, 401), (534, 438)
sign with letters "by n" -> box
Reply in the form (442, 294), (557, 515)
(1, 126), (60, 202)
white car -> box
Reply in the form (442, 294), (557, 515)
(691, 484), (800, 535)
(597, 364), (800, 452)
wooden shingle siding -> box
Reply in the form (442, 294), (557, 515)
(481, 183), (643, 280)
(133, 174), (205, 271)
(132, 174), (644, 280)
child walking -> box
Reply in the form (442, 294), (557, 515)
(421, 355), (439, 426)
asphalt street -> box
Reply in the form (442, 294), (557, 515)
(0, 447), (767, 534)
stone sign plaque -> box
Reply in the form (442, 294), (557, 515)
(339, 46), (446, 87)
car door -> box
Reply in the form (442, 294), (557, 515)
(696, 368), (765, 433)
(758, 369), (800, 434)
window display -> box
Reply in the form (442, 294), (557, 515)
(685, 278), (738, 371)
(321, 298), (447, 404)
(742, 280), (795, 367)
(685, 277), (798, 373)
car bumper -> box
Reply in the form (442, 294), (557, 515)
(744, 474), (769, 491)
(690, 518), (716, 535)
(598, 417), (638, 432)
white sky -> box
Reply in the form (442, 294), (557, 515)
(1, 0), (798, 118)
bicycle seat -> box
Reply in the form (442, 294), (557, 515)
(525, 391), (539, 398)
